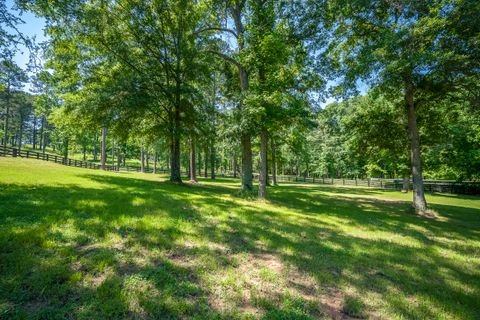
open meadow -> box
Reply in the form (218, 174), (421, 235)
(1, 158), (479, 319)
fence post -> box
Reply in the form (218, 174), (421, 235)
(380, 179), (383, 188)
(368, 178), (370, 187)
(355, 178), (357, 186)
(26, 151), (30, 158)
(12, 148), (17, 157)
(343, 178), (345, 185)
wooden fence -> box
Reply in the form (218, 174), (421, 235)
(218, 171), (480, 195)
(256, 174), (480, 195)
(0, 146), (171, 173)
(1, 146), (479, 195)
(0, 145), (117, 171)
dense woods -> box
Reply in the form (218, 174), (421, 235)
(1, 0), (479, 214)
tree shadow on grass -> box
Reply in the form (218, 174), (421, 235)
(0, 173), (479, 319)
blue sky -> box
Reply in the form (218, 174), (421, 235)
(6, 0), (47, 70)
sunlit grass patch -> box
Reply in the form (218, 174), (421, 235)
(0, 157), (479, 319)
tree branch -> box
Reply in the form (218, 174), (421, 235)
(195, 26), (238, 38)
(207, 50), (242, 69)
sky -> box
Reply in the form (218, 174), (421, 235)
(6, 0), (47, 70)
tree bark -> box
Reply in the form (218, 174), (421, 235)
(42, 129), (47, 154)
(32, 115), (37, 149)
(204, 147), (208, 178)
(170, 103), (182, 183)
(83, 146), (87, 161)
(170, 134), (182, 182)
(241, 134), (253, 190)
(402, 176), (409, 193)
(101, 127), (107, 170)
(18, 115), (23, 151)
(189, 137), (197, 182)
(405, 79), (427, 213)
(39, 116), (44, 151)
(210, 140), (216, 179)
(147, 150), (150, 171)
(117, 151), (121, 171)
(140, 145), (145, 173)
(271, 137), (277, 185)
(233, 150), (238, 178)
(111, 139), (115, 170)
(3, 91), (10, 148)
(93, 134), (98, 161)
(258, 129), (268, 198)
(197, 146), (202, 176)
(153, 150), (158, 174)
(232, 4), (253, 191)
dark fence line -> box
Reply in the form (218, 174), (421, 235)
(0, 146), (170, 174)
(218, 171), (480, 195)
(2, 146), (478, 195)
(0, 146), (117, 171)
(272, 175), (480, 195)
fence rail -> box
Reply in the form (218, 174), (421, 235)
(0, 146), (119, 171)
(2, 146), (479, 195)
(258, 174), (480, 195)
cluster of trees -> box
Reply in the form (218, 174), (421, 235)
(1, 0), (479, 214)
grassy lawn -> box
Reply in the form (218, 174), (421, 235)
(0, 157), (479, 319)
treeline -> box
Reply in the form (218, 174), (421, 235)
(3, 89), (479, 182)
(1, 0), (479, 214)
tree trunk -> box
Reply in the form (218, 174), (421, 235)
(93, 134), (98, 161)
(63, 138), (69, 159)
(146, 150), (150, 171)
(296, 159), (300, 177)
(3, 95), (9, 148)
(170, 134), (182, 182)
(197, 146), (202, 176)
(42, 130), (47, 154)
(405, 80), (427, 213)
(241, 134), (253, 191)
(111, 139), (115, 169)
(204, 147), (208, 178)
(140, 145), (145, 173)
(402, 176), (409, 193)
(258, 129), (268, 198)
(39, 116), (44, 151)
(271, 137), (277, 185)
(117, 151), (121, 171)
(233, 150), (238, 178)
(189, 137), (197, 182)
(18, 116), (23, 151)
(153, 150), (158, 174)
(170, 103), (182, 183)
(210, 140), (216, 180)
(83, 146), (87, 161)
(101, 127), (107, 170)
(32, 115), (37, 149)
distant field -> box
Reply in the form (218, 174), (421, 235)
(0, 157), (479, 319)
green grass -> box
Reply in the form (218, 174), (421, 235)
(0, 157), (479, 319)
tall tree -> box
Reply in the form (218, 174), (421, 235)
(0, 58), (27, 147)
(323, 0), (480, 214)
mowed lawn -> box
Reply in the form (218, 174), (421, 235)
(0, 158), (479, 320)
